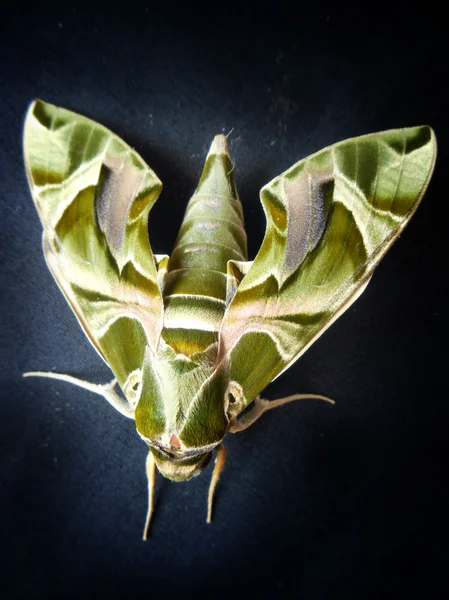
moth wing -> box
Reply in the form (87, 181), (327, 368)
(24, 99), (164, 388)
(220, 127), (436, 406)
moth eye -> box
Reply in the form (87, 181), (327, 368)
(226, 382), (244, 415)
(124, 369), (143, 406)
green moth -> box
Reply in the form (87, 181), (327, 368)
(23, 99), (436, 539)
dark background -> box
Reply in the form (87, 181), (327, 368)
(1, 2), (447, 598)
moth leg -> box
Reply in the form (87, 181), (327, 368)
(23, 371), (135, 418)
(229, 393), (335, 433)
(207, 443), (227, 523)
(143, 452), (157, 541)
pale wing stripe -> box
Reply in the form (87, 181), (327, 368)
(163, 293), (226, 306)
(172, 241), (246, 259)
(389, 129), (406, 217)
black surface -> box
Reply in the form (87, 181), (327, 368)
(1, 3), (447, 599)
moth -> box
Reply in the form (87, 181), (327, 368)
(23, 100), (436, 539)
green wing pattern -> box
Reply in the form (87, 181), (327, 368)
(24, 104), (436, 452)
(220, 127), (436, 405)
(23, 103), (437, 496)
(23, 100), (164, 388)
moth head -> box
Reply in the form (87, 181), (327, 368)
(141, 426), (218, 482)
(148, 443), (212, 482)
(132, 343), (231, 481)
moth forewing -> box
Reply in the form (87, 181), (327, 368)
(220, 126), (436, 406)
(23, 100), (436, 537)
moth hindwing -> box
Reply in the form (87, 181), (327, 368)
(23, 99), (436, 538)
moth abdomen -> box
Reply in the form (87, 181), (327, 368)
(162, 135), (248, 355)
(169, 134), (247, 280)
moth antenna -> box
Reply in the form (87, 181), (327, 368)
(143, 452), (157, 541)
(225, 127), (235, 138)
(207, 443), (227, 523)
(23, 371), (134, 418)
(229, 393), (335, 433)
(261, 393), (335, 409)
